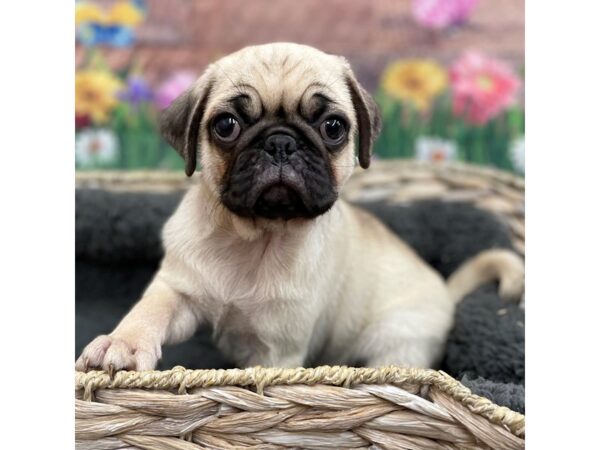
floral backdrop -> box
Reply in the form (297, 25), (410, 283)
(75, 0), (525, 175)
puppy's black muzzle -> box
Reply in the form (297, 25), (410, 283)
(220, 126), (337, 221)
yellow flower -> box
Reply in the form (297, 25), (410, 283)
(108, 1), (144, 27)
(381, 60), (448, 111)
(76, 1), (145, 27)
(75, 69), (123, 124)
(75, 2), (107, 25)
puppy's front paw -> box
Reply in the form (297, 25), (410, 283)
(75, 334), (160, 372)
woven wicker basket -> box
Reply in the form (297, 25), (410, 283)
(75, 160), (525, 450)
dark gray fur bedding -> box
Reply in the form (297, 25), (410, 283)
(75, 190), (525, 413)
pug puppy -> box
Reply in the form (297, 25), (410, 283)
(76, 43), (524, 372)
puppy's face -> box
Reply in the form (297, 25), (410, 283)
(161, 43), (380, 221)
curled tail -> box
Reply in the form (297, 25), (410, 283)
(447, 249), (525, 304)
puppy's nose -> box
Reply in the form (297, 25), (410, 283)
(264, 134), (297, 163)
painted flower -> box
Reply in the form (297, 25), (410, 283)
(108, 0), (145, 27)
(119, 75), (154, 106)
(412, 0), (479, 30)
(77, 23), (135, 47)
(75, 0), (145, 47)
(75, 2), (106, 26)
(76, 69), (123, 124)
(75, 128), (120, 168)
(450, 51), (521, 125)
(510, 137), (525, 174)
(155, 72), (197, 110)
(415, 136), (457, 163)
(381, 60), (447, 111)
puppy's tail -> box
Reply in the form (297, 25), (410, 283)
(447, 249), (524, 304)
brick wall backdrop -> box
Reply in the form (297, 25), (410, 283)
(76, 0), (524, 90)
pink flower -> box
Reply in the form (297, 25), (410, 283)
(155, 71), (197, 110)
(412, 0), (479, 30)
(450, 51), (521, 125)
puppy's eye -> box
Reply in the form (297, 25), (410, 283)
(319, 117), (346, 145)
(213, 114), (241, 142)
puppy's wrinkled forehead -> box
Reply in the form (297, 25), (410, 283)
(159, 42), (380, 176)
(206, 44), (354, 122)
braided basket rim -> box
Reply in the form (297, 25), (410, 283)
(75, 365), (525, 439)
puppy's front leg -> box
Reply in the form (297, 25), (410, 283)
(76, 275), (199, 372)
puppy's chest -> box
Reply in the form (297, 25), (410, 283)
(195, 233), (318, 313)
(199, 242), (322, 362)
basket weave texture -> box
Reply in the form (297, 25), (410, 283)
(75, 161), (525, 449)
(76, 366), (524, 450)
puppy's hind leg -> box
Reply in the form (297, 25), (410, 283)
(355, 299), (454, 369)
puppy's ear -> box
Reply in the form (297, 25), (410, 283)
(344, 66), (381, 169)
(159, 72), (214, 176)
